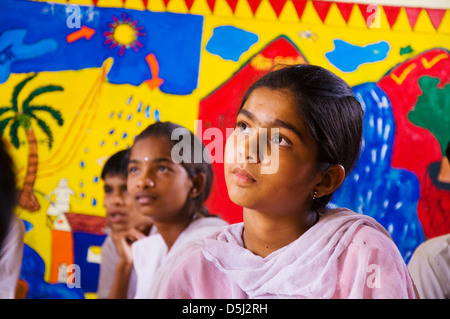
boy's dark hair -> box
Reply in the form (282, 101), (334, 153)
(101, 149), (130, 180)
(133, 121), (214, 217)
(240, 64), (364, 214)
(0, 139), (17, 248)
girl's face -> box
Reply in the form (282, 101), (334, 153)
(103, 174), (137, 232)
(127, 136), (194, 223)
(224, 87), (323, 216)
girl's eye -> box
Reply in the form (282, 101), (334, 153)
(158, 166), (168, 172)
(271, 134), (290, 146)
(128, 166), (139, 175)
(236, 121), (251, 134)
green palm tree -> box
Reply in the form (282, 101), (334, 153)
(0, 73), (64, 212)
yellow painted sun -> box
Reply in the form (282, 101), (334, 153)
(104, 14), (145, 56)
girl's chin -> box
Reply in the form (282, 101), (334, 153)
(139, 208), (161, 219)
(228, 190), (258, 209)
(227, 188), (274, 213)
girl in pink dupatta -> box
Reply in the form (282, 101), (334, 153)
(157, 65), (417, 299)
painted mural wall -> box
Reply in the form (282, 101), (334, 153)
(0, 0), (449, 298)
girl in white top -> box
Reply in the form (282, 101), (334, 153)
(126, 122), (228, 298)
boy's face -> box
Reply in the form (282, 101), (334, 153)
(103, 173), (137, 232)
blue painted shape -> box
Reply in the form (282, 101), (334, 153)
(154, 109), (160, 122)
(331, 82), (424, 263)
(20, 244), (85, 299)
(0, 29), (57, 83)
(72, 232), (107, 293)
(206, 26), (258, 62)
(21, 219), (33, 233)
(325, 39), (390, 72)
(0, 0), (203, 95)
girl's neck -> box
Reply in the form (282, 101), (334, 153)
(242, 208), (318, 258)
(153, 212), (197, 251)
(133, 215), (153, 236)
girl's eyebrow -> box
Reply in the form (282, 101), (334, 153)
(154, 158), (174, 164)
(128, 157), (173, 164)
(237, 108), (304, 141)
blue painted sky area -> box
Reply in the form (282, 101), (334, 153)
(325, 39), (390, 72)
(331, 82), (424, 263)
(206, 26), (258, 62)
(0, 29), (57, 83)
(0, 0), (203, 95)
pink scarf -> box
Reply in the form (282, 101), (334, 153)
(203, 208), (397, 298)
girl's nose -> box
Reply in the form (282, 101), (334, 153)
(137, 173), (155, 188)
(241, 131), (261, 164)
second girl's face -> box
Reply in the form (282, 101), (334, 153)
(127, 136), (194, 223)
(224, 87), (323, 216)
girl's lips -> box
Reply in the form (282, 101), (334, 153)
(231, 167), (256, 184)
(136, 193), (158, 205)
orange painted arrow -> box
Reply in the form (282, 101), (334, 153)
(390, 63), (416, 85)
(144, 53), (164, 90)
(421, 53), (448, 69)
(66, 26), (96, 43)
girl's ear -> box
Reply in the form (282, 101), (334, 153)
(314, 164), (345, 199)
(189, 172), (207, 199)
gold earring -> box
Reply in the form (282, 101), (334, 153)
(312, 190), (317, 200)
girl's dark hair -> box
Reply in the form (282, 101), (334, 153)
(101, 149), (130, 180)
(240, 64), (364, 213)
(133, 121), (214, 217)
(0, 139), (17, 248)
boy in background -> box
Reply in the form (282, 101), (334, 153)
(97, 149), (152, 298)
